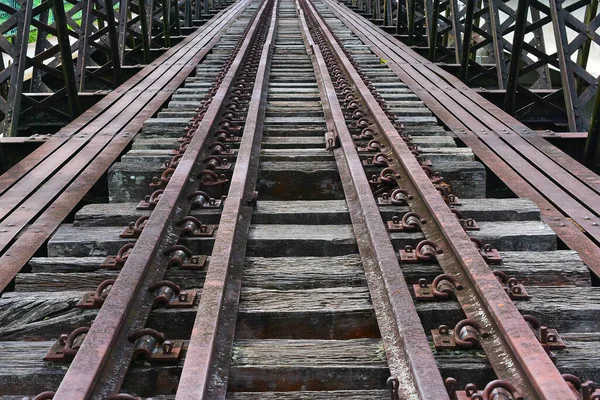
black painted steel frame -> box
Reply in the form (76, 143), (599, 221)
(0, 0), (221, 137)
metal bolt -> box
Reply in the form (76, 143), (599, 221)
(163, 341), (173, 354)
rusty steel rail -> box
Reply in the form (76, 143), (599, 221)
(50, 1), (271, 398)
(322, 0), (600, 279)
(302, 0), (577, 398)
(296, 2), (447, 399)
(176, 0), (277, 397)
(0, 0), (253, 294)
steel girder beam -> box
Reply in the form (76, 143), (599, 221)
(0, 0), (202, 137)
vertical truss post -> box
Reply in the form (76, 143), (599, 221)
(529, 7), (551, 89)
(172, 0), (182, 35)
(486, 0), (506, 87)
(184, 0), (193, 26)
(459, 0), (475, 82)
(163, 0), (172, 46)
(374, 0), (381, 20)
(549, 0), (582, 132)
(105, 0), (124, 84)
(584, 78), (600, 172)
(51, 0), (81, 119)
(0, 56), (6, 102)
(3, 0), (33, 136)
(395, 0), (403, 33)
(31, 4), (50, 92)
(448, 0), (462, 62)
(428, 0), (440, 60)
(194, 0), (202, 20)
(503, 0), (529, 113)
(577, 0), (598, 94)
(139, 0), (151, 63)
(407, 0), (416, 44)
(76, 0), (93, 91)
(424, 0), (434, 47)
(384, 0), (392, 25)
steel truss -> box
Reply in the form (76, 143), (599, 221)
(347, 0), (600, 132)
(0, 0), (218, 137)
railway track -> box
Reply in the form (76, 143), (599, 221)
(1, 0), (599, 399)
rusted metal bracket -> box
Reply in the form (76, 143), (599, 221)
(363, 152), (389, 167)
(22, 391), (56, 400)
(357, 138), (386, 153)
(377, 188), (412, 206)
(445, 378), (524, 400)
(188, 191), (223, 209)
(387, 212), (425, 232)
(399, 240), (442, 263)
(209, 142), (236, 156)
(150, 168), (176, 189)
(120, 216), (150, 239)
(450, 208), (480, 231)
(179, 216), (216, 237)
(137, 190), (165, 210)
(414, 274), (463, 301)
(368, 167), (400, 192)
(149, 280), (197, 308)
(471, 238), (502, 264)
(493, 271), (529, 300)
(101, 243), (135, 269)
(204, 155), (232, 171)
(215, 129), (242, 143)
(436, 184), (461, 206)
(164, 245), (207, 270)
(562, 374), (600, 400)
(325, 129), (340, 150)
(128, 328), (183, 362)
(77, 279), (116, 309)
(523, 315), (566, 350)
(432, 319), (489, 350)
(44, 327), (90, 362)
(351, 127), (375, 140)
(198, 170), (230, 187)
